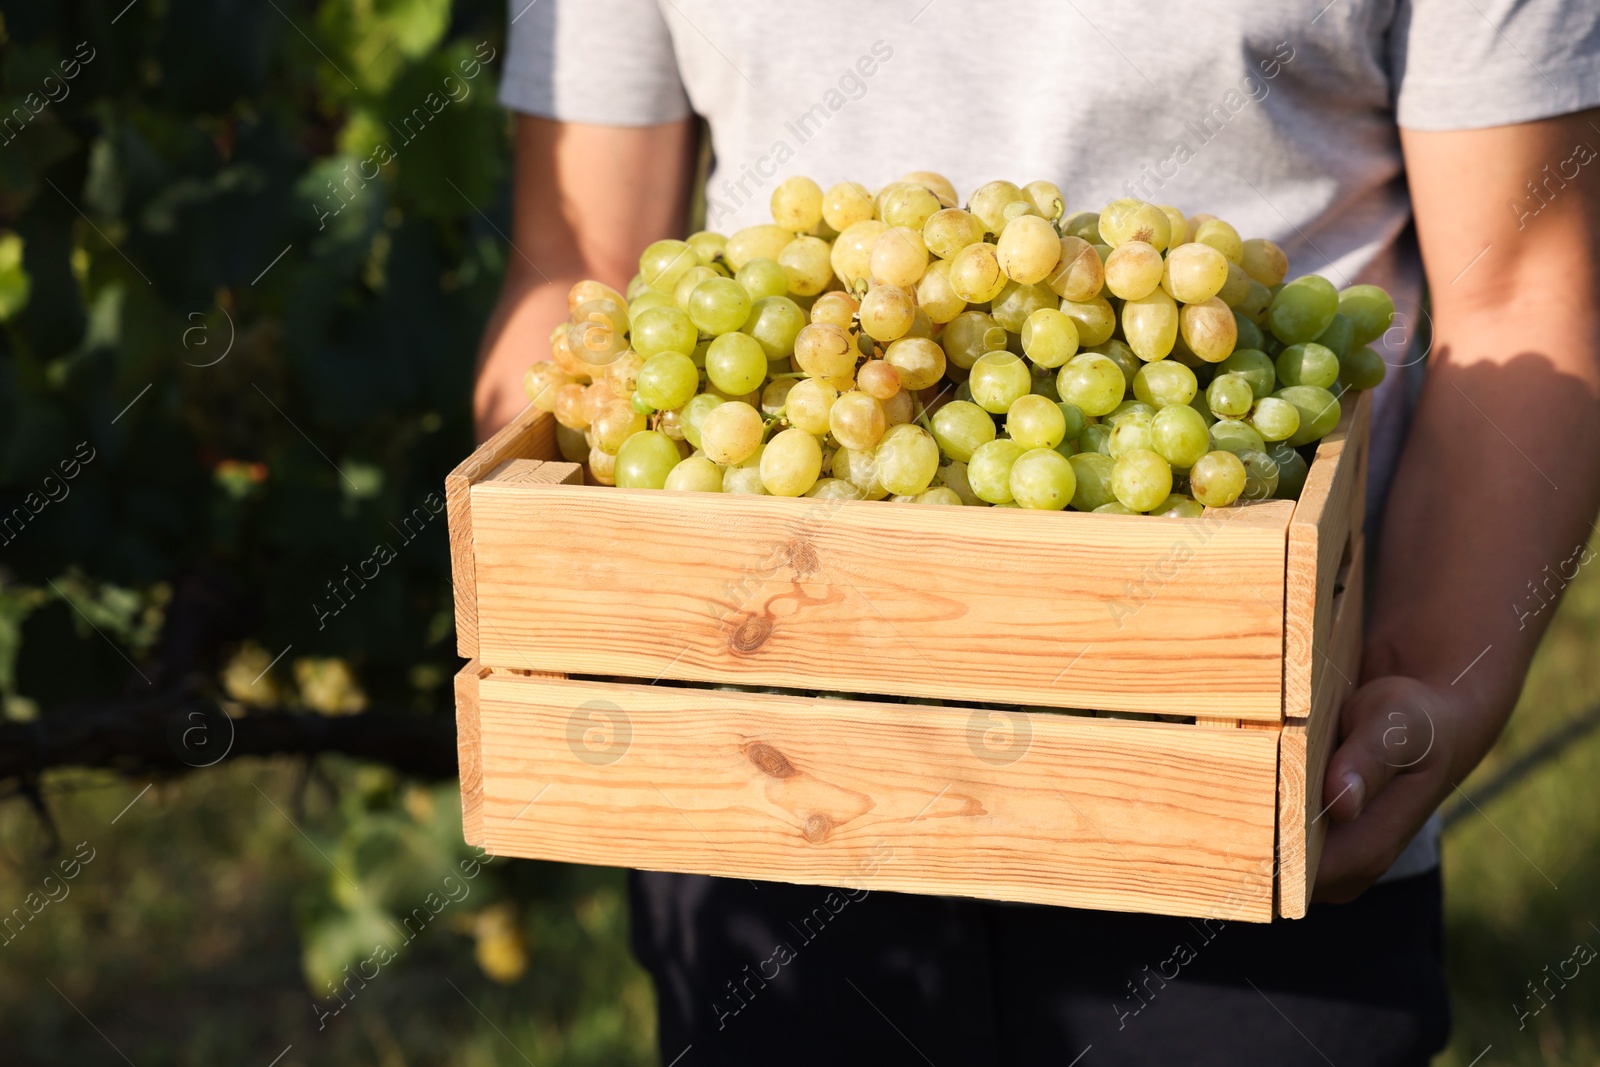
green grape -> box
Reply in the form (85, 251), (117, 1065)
(1194, 219), (1243, 263)
(830, 390), (888, 451)
(700, 401), (765, 465)
(915, 259), (967, 324)
(882, 184), (942, 231)
(771, 176), (824, 232)
(760, 427), (824, 496)
(1047, 236), (1105, 303)
(663, 455), (724, 493)
(870, 225), (930, 288)
(723, 463), (769, 495)
(833, 446), (888, 499)
(736, 258), (790, 302)
(1132, 360), (1198, 407)
(1236, 280), (1274, 326)
(996, 215), (1062, 284)
(673, 265), (720, 311)
(588, 446), (618, 486)
(1180, 297), (1238, 363)
(761, 377), (795, 417)
(680, 393), (723, 449)
(968, 439), (1027, 503)
(778, 235), (834, 296)
(883, 337), (946, 390)
(1312, 313), (1355, 360)
(687, 277), (752, 336)
(615, 431), (682, 489)
(823, 181), (875, 232)
(943, 310), (1007, 369)
(1219, 348), (1277, 399)
(1276, 342), (1341, 390)
(1094, 502), (1137, 514)
(1075, 425), (1113, 454)
(1060, 296), (1117, 347)
(1216, 260), (1252, 307)
(915, 487), (964, 506)
(1057, 354), (1126, 417)
(1240, 238), (1288, 287)
(1268, 441), (1310, 499)
(1150, 493), (1205, 518)
(628, 290), (676, 321)
(1188, 390), (1217, 428)
(632, 305), (699, 358)
(1111, 449), (1173, 512)
(859, 285), (916, 342)
(1161, 243), (1230, 303)
(686, 230), (727, 264)
(1233, 309), (1266, 351)
(923, 208), (986, 259)
(637, 352), (700, 411)
(793, 323), (857, 379)
(805, 477), (866, 501)
(1207, 373), (1255, 418)
(1009, 448), (1077, 510)
(1340, 344), (1387, 390)
(1338, 284), (1395, 346)
(1150, 405), (1211, 468)
(1268, 275), (1339, 344)
(1107, 399), (1157, 423)
(1276, 385), (1342, 446)
(743, 296), (807, 361)
(1237, 448), (1280, 500)
(875, 424), (941, 495)
(949, 243), (1009, 303)
(1057, 402), (1088, 442)
(640, 239), (699, 293)
(591, 400), (648, 455)
(1189, 450), (1247, 507)
(1108, 412), (1154, 457)
(1123, 289), (1179, 362)
(1104, 241), (1165, 300)
(831, 220), (887, 287)
(1099, 198), (1172, 251)
(931, 400), (997, 462)
(970, 351), (1033, 413)
(689, 338), (712, 369)
(992, 280), (1058, 333)
(1031, 372), (1062, 402)
(1005, 394), (1067, 450)
(1088, 339), (1141, 390)
(706, 332), (768, 395)
(1068, 452), (1116, 510)
(1063, 211), (1102, 244)
(954, 379), (975, 404)
(969, 180), (1029, 234)
(786, 378), (838, 435)
(625, 273), (650, 301)
(938, 460), (983, 505)
(1210, 418), (1267, 454)
(1250, 396), (1301, 442)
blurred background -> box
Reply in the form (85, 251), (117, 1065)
(0, 3), (1595, 1064)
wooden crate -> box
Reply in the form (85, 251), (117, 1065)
(449, 391), (1369, 921)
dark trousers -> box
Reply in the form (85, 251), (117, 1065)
(629, 868), (1449, 1066)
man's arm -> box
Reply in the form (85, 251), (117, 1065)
(474, 115), (697, 440)
(1314, 109), (1600, 900)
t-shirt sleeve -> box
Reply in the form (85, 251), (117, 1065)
(1390, 0), (1600, 130)
(499, 0), (692, 125)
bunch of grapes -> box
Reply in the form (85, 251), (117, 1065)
(524, 173), (1394, 513)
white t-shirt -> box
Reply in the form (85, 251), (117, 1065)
(500, 0), (1600, 882)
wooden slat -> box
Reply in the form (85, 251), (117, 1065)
(446, 404), (560, 658)
(455, 661), (489, 847)
(473, 675), (1282, 920)
(470, 488), (1293, 718)
(1277, 536), (1364, 918)
(1284, 390), (1371, 720)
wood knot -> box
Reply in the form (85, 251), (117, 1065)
(744, 742), (797, 779)
(784, 538), (820, 578)
(801, 814), (833, 843)
(727, 613), (773, 653)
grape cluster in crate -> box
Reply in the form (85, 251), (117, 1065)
(524, 172), (1394, 513)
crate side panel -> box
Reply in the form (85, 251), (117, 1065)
(471, 487), (1291, 719)
(474, 676), (1280, 921)
(1278, 536), (1364, 918)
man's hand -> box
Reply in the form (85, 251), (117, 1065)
(1315, 677), (1463, 901)
(1311, 109), (1600, 901)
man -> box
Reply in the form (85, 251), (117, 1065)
(475, 2), (1600, 1062)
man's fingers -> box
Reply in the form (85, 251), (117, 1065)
(1322, 676), (1443, 823)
